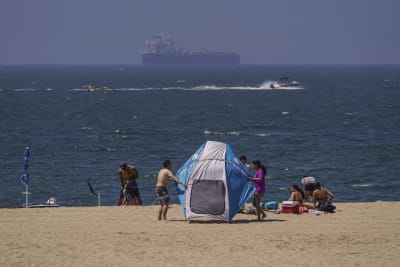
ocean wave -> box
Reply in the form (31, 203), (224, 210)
(14, 88), (39, 92)
(203, 130), (241, 136)
(113, 88), (157, 91)
(70, 88), (88, 91)
(254, 133), (268, 137)
(80, 126), (95, 131)
(352, 184), (373, 187)
(203, 130), (270, 137)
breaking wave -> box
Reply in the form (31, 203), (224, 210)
(352, 184), (373, 187)
(203, 130), (270, 137)
(203, 130), (241, 136)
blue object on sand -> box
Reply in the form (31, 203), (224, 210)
(261, 201), (279, 210)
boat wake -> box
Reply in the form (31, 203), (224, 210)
(187, 81), (303, 90)
(3, 81), (304, 92)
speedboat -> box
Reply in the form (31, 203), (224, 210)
(82, 84), (110, 94)
(270, 77), (300, 89)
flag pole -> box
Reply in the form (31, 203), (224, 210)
(21, 147), (31, 208)
(25, 185), (29, 208)
(22, 184), (31, 208)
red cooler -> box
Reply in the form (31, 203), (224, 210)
(282, 201), (300, 214)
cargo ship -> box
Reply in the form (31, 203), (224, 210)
(142, 34), (240, 65)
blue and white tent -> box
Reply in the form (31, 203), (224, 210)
(176, 141), (255, 222)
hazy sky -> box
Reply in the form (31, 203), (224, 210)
(1, 0), (399, 64)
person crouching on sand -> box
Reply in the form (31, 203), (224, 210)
(156, 160), (186, 221)
(312, 182), (336, 213)
(248, 160), (267, 221)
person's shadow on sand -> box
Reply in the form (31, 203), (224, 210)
(168, 219), (287, 224)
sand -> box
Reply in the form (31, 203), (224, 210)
(1, 201), (399, 267)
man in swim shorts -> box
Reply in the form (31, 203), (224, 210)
(312, 182), (335, 212)
(156, 160), (186, 220)
(118, 162), (142, 205)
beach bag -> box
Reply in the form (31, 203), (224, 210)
(318, 203), (336, 213)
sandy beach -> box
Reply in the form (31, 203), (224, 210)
(1, 201), (399, 267)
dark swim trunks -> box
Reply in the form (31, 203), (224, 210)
(120, 182), (141, 199)
(156, 186), (170, 205)
(304, 183), (317, 192)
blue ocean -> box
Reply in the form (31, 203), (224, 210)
(0, 65), (399, 208)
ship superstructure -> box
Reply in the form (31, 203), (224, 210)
(142, 34), (240, 65)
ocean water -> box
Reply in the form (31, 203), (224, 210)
(0, 64), (399, 208)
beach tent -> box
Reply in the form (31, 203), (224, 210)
(176, 141), (255, 222)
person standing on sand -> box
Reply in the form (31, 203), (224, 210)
(239, 155), (251, 172)
(156, 160), (186, 220)
(118, 162), (143, 205)
(248, 160), (267, 221)
(301, 176), (318, 202)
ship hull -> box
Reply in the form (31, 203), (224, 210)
(142, 53), (240, 65)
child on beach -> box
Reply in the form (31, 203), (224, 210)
(248, 160), (267, 221)
(289, 184), (304, 205)
(239, 155), (251, 172)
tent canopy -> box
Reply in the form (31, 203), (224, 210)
(176, 141), (255, 221)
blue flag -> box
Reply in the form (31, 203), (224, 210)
(20, 147), (30, 187)
(20, 173), (29, 187)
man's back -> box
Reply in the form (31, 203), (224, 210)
(156, 168), (173, 187)
(119, 165), (138, 185)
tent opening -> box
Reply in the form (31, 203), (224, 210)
(190, 180), (226, 215)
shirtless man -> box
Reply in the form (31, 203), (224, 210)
(156, 160), (186, 220)
(118, 162), (142, 205)
(312, 182), (335, 212)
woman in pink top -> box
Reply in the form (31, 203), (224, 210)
(248, 160), (267, 221)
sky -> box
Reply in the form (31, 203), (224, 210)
(0, 0), (399, 64)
